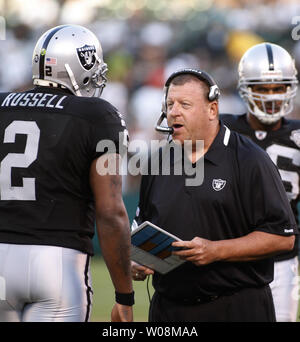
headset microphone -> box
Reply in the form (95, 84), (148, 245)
(155, 111), (174, 134)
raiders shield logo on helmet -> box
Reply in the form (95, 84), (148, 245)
(290, 129), (300, 147)
(212, 179), (226, 191)
(77, 45), (96, 70)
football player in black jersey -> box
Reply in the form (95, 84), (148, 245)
(0, 25), (134, 322)
(221, 42), (299, 322)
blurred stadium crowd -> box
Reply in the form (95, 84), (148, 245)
(1, 0), (300, 194)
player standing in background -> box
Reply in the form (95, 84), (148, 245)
(0, 25), (134, 322)
(221, 42), (299, 322)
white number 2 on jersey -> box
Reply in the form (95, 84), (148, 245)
(0, 121), (40, 200)
(266, 144), (300, 201)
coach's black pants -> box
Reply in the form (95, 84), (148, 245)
(149, 286), (276, 322)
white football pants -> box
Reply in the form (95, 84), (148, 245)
(0, 243), (93, 322)
(269, 256), (299, 322)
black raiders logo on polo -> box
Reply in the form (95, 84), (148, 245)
(212, 179), (226, 191)
(77, 45), (96, 70)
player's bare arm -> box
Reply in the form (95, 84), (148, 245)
(173, 231), (295, 266)
(90, 153), (133, 322)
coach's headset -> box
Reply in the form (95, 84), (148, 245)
(155, 68), (220, 134)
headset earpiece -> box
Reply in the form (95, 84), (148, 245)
(208, 84), (220, 101)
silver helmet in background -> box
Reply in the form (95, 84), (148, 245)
(32, 24), (108, 97)
(238, 42), (298, 124)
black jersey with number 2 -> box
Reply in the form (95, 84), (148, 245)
(0, 87), (127, 255)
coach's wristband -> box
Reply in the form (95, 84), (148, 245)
(115, 291), (135, 306)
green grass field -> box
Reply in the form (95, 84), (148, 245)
(90, 256), (300, 322)
(90, 257), (154, 322)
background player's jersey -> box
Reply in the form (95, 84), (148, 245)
(221, 113), (300, 261)
(0, 87), (127, 255)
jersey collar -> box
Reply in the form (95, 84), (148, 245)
(32, 86), (73, 96)
(167, 121), (231, 167)
(204, 121), (231, 166)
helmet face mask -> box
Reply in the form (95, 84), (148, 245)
(91, 58), (108, 95)
(238, 43), (298, 125)
(32, 25), (108, 98)
(239, 82), (298, 125)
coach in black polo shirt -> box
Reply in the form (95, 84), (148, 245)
(131, 69), (297, 322)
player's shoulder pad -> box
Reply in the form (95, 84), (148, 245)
(231, 129), (272, 166)
(284, 119), (300, 148)
(284, 118), (300, 130)
(67, 96), (124, 126)
(220, 113), (244, 125)
(0, 92), (11, 102)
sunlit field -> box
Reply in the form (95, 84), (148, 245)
(90, 257), (154, 322)
(90, 256), (300, 322)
